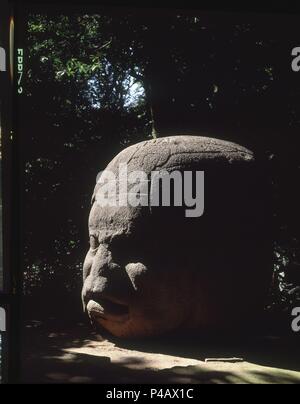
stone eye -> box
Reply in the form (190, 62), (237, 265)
(89, 235), (99, 251)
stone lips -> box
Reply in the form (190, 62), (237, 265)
(83, 136), (272, 338)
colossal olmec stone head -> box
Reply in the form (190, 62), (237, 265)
(82, 136), (272, 338)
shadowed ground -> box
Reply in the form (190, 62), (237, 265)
(21, 320), (300, 384)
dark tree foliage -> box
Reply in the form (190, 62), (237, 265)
(21, 11), (300, 327)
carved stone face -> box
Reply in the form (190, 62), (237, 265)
(82, 136), (271, 338)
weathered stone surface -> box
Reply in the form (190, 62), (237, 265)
(82, 136), (272, 338)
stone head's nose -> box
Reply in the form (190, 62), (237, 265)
(91, 244), (116, 277)
(82, 264), (135, 310)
